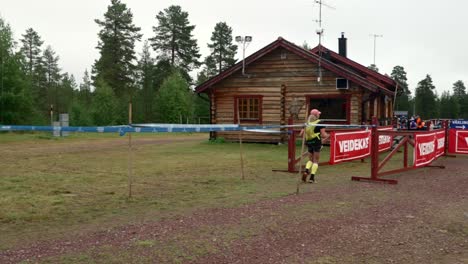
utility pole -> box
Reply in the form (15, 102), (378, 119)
(370, 34), (383, 65)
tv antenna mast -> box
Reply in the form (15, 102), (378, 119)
(313, 0), (335, 83)
(370, 34), (383, 66)
(314, 0), (335, 45)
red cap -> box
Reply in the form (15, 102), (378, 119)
(310, 109), (321, 116)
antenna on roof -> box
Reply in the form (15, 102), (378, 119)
(313, 0), (335, 83)
(370, 33), (383, 66)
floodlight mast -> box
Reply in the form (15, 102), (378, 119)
(235, 36), (252, 76)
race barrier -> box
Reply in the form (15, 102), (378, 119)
(351, 118), (448, 184)
(448, 128), (468, 154)
(413, 130), (446, 168)
(447, 119), (468, 154)
(284, 118), (468, 184)
(329, 126), (393, 165)
(284, 117), (376, 172)
(329, 129), (371, 165)
(285, 123), (393, 172)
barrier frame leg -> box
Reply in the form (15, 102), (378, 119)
(351, 117), (398, 184)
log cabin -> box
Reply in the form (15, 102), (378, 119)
(195, 33), (397, 143)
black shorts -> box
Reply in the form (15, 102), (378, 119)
(306, 141), (322, 153)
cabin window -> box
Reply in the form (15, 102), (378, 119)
(234, 96), (262, 123)
(309, 96), (349, 123)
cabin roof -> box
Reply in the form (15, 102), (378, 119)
(195, 37), (396, 96)
(310, 44), (396, 88)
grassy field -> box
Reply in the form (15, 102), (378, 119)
(0, 131), (407, 251)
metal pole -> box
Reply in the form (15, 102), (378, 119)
(373, 36), (376, 65)
(370, 34), (383, 66)
(128, 102), (133, 198)
(242, 41), (246, 76)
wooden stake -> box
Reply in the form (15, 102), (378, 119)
(296, 103), (309, 195)
(238, 103), (245, 180)
(128, 102), (133, 198)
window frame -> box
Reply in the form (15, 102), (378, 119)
(306, 94), (351, 124)
(234, 95), (263, 124)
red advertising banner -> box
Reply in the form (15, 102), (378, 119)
(435, 131), (445, 158)
(378, 126), (393, 152)
(414, 133), (436, 168)
(448, 129), (468, 154)
(330, 130), (371, 164)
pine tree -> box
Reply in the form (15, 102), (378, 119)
(19, 28), (43, 76)
(452, 80), (467, 118)
(135, 41), (156, 122)
(43, 45), (62, 115)
(368, 64), (379, 72)
(302, 41), (311, 50)
(91, 79), (119, 125)
(452, 80), (466, 97)
(59, 73), (77, 115)
(391, 66), (411, 112)
(415, 74), (437, 118)
(93, 0), (142, 103)
(448, 94), (460, 119)
(70, 99), (93, 126)
(71, 70), (93, 126)
(153, 59), (175, 88)
(154, 71), (193, 123)
(193, 71), (210, 123)
(0, 17), (34, 124)
(203, 22), (237, 77)
(461, 95), (468, 119)
(439, 91), (451, 119)
(79, 69), (92, 105)
(150, 5), (201, 74)
(19, 28), (48, 121)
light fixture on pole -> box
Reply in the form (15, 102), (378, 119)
(235, 35), (252, 76)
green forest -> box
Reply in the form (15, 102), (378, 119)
(0, 0), (466, 126)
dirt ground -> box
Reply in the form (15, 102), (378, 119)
(0, 144), (467, 263)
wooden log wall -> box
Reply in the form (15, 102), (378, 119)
(211, 47), (366, 143)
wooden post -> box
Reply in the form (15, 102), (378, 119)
(403, 138), (408, 168)
(296, 103), (309, 195)
(280, 84), (287, 143)
(443, 120), (449, 156)
(128, 102), (133, 198)
(370, 116), (379, 180)
(209, 91), (216, 140)
(237, 102), (245, 180)
(287, 117), (296, 172)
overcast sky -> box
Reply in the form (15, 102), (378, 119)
(0, 0), (466, 95)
